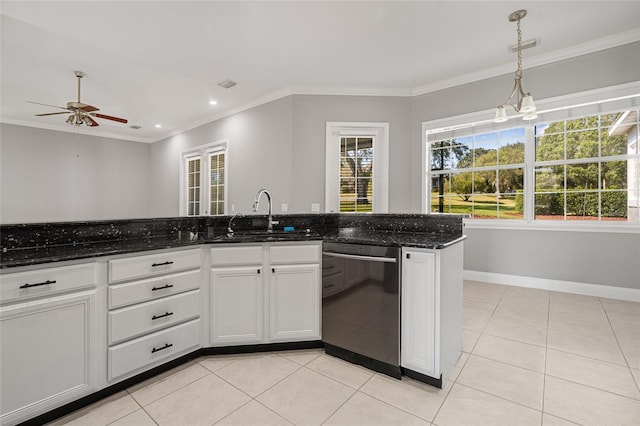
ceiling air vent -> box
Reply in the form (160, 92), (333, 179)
(130, 125), (141, 130)
(218, 79), (238, 89)
(509, 38), (538, 53)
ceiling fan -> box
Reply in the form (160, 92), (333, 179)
(28, 70), (128, 127)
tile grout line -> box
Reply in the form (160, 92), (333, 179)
(541, 290), (551, 426)
(599, 297), (640, 397)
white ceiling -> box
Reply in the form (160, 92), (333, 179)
(1, 1), (639, 143)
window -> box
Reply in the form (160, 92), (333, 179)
(340, 137), (374, 212)
(425, 104), (639, 224)
(326, 122), (389, 213)
(181, 140), (228, 216)
(429, 128), (525, 219)
(534, 113), (638, 221)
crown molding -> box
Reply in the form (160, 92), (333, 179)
(412, 29), (640, 97)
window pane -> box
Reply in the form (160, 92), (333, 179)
(451, 172), (473, 199)
(535, 165), (564, 192)
(472, 193), (498, 219)
(498, 128), (525, 165)
(565, 191), (599, 219)
(536, 122), (564, 162)
(600, 130), (627, 157)
(535, 193), (564, 220)
(566, 129), (598, 160)
(601, 191), (627, 219)
(601, 160), (627, 190)
(567, 163), (598, 190)
(473, 132), (498, 167)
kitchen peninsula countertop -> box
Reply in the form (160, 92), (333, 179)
(0, 214), (465, 269)
(323, 228), (466, 249)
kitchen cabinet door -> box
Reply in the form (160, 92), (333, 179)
(401, 249), (438, 377)
(0, 290), (96, 425)
(269, 264), (320, 342)
(210, 266), (263, 345)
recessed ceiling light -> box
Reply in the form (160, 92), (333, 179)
(209, 100), (218, 106)
(154, 124), (162, 128)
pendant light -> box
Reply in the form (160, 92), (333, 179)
(494, 10), (537, 123)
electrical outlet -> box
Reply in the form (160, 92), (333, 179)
(311, 203), (320, 212)
(231, 204), (235, 212)
(281, 203), (288, 212)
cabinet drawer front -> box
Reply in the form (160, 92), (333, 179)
(0, 263), (95, 304)
(270, 244), (320, 264)
(322, 256), (344, 277)
(108, 319), (200, 380)
(108, 270), (200, 309)
(322, 271), (344, 297)
(108, 290), (200, 345)
(109, 249), (200, 283)
(211, 245), (262, 266)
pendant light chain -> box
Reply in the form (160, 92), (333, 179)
(515, 17), (523, 80)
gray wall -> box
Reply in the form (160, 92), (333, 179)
(149, 96), (295, 216)
(410, 42), (640, 289)
(149, 94), (413, 215)
(290, 95), (412, 213)
(0, 123), (150, 223)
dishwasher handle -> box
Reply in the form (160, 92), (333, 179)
(322, 252), (397, 263)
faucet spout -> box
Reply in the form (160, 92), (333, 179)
(253, 189), (273, 233)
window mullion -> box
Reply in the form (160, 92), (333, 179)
(524, 125), (535, 222)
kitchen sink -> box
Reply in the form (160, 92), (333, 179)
(212, 229), (320, 242)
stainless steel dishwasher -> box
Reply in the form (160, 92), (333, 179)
(322, 242), (401, 378)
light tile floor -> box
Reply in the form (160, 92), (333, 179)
(51, 281), (640, 426)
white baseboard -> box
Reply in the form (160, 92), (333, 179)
(464, 270), (640, 302)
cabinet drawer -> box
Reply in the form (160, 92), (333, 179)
(108, 289), (200, 345)
(109, 249), (200, 283)
(108, 319), (200, 380)
(322, 256), (344, 277)
(211, 245), (262, 266)
(108, 270), (200, 309)
(270, 244), (320, 264)
(0, 263), (95, 304)
(322, 272), (344, 297)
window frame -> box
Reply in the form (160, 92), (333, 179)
(422, 83), (640, 233)
(325, 122), (389, 213)
(179, 139), (228, 216)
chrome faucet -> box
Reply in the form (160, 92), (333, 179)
(227, 213), (243, 237)
(253, 189), (275, 233)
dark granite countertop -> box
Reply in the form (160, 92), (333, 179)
(1, 214), (465, 269)
(1, 236), (205, 269)
(323, 228), (466, 249)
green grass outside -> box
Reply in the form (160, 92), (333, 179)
(431, 192), (523, 219)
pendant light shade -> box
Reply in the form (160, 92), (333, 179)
(494, 10), (537, 123)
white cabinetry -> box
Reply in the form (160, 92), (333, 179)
(210, 245), (263, 345)
(401, 242), (463, 384)
(107, 248), (201, 381)
(210, 242), (321, 346)
(0, 263), (97, 426)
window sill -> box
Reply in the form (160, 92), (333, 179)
(463, 218), (640, 234)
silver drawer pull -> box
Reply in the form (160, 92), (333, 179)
(19, 279), (56, 289)
(323, 284), (335, 289)
(151, 284), (174, 291)
(322, 265), (335, 270)
(152, 312), (174, 320)
(151, 343), (173, 353)
(151, 261), (174, 267)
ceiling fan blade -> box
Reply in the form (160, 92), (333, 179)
(90, 113), (128, 124)
(79, 104), (99, 113)
(35, 112), (70, 116)
(84, 116), (99, 127)
(27, 101), (69, 110)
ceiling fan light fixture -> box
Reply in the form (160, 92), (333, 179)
(66, 115), (75, 124)
(494, 9), (537, 123)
